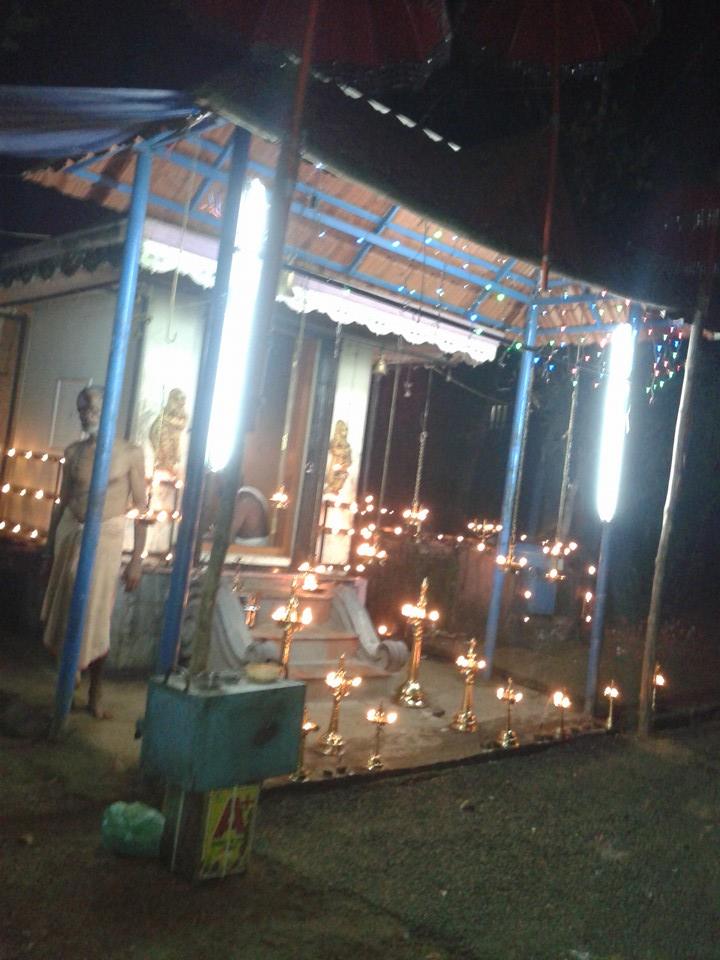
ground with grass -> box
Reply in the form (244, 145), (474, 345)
(2, 714), (720, 959)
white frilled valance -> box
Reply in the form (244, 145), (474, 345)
(139, 232), (497, 365)
(279, 277), (497, 365)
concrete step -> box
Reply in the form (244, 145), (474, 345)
(250, 628), (360, 665)
(238, 578), (333, 624)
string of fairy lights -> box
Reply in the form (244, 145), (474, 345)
(0, 445), (184, 548)
(492, 315), (687, 398)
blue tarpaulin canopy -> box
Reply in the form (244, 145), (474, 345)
(0, 86), (198, 158)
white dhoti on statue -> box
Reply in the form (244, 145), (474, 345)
(42, 511), (126, 671)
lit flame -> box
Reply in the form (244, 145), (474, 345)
(302, 572), (319, 592)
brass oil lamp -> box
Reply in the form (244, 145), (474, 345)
(290, 708), (319, 782)
(317, 654), (362, 757)
(395, 578), (439, 709)
(450, 638), (486, 733)
(496, 678), (523, 749)
(271, 577), (312, 677)
(366, 703), (397, 771)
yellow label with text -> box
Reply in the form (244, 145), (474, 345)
(200, 784), (259, 879)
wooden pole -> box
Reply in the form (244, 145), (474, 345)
(638, 216), (718, 736)
(188, 0), (320, 675)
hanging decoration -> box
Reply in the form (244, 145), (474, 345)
(402, 368), (432, 538)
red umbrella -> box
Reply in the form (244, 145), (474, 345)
(194, 0), (451, 87)
(460, 0), (656, 290)
(642, 185), (720, 272)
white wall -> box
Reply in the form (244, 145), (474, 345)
(131, 285), (205, 480)
(14, 287), (121, 453)
(3, 279), (206, 543)
(127, 285), (206, 554)
(318, 339), (374, 565)
(3, 286), (125, 531)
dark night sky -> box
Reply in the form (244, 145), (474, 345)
(1, 1), (719, 256)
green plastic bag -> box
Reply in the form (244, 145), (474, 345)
(101, 801), (165, 858)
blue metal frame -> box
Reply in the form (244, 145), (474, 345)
(483, 303), (539, 678)
(52, 148), (153, 729)
(62, 123), (638, 342)
(348, 203), (399, 274)
(189, 139), (234, 213)
(466, 259), (519, 318)
(156, 127), (252, 674)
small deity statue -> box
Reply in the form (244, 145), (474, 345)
(324, 419), (352, 496)
(149, 388), (188, 477)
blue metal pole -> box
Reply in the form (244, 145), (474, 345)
(483, 304), (539, 678)
(156, 126), (251, 674)
(585, 520), (611, 713)
(52, 148), (152, 731)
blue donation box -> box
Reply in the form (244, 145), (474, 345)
(141, 674), (305, 880)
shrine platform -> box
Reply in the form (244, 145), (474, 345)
(0, 650), (602, 785)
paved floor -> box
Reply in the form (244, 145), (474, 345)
(0, 653), (596, 782)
